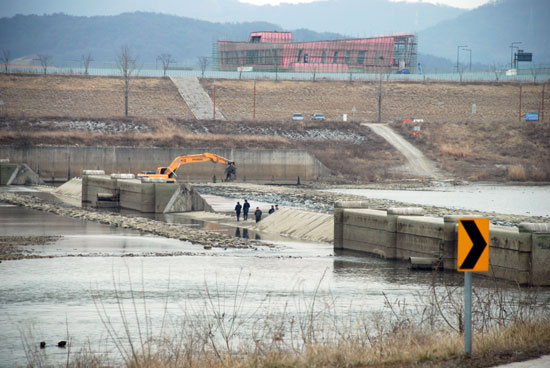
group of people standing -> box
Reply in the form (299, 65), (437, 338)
(234, 200), (278, 223)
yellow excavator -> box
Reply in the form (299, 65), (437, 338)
(137, 152), (236, 183)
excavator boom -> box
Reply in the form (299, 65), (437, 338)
(138, 152), (236, 182)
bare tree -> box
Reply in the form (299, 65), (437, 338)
(36, 54), (52, 75)
(1, 49), (10, 73)
(157, 53), (173, 77)
(82, 52), (93, 75)
(492, 63), (502, 82)
(198, 56), (209, 78)
(116, 45), (137, 117)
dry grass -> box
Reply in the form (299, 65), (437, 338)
(508, 164), (527, 181)
(201, 78), (548, 124)
(0, 74), (193, 119)
(391, 120), (550, 182)
(440, 143), (471, 158)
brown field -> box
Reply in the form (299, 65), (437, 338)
(200, 78), (548, 123)
(0, 74), (193, 119)
(1, 74), (549, 182)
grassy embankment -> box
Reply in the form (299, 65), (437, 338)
(1, 74), (548, 181)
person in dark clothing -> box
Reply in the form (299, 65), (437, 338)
(275, 204), (279, 210)
(268, 205), (275, 214)
(235, 201), (242, 221)
(243, 200), (250, 221)
(254, 207), (262, 223)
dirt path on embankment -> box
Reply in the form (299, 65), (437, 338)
(363, 123), (444, 179)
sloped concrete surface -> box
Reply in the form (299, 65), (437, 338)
(1, 163), (44, 185)
(253, 207), (333, 243)
(492, 355), (550, 368)
(170, 77), (225, 120)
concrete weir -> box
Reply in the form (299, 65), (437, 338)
(334, 201), (550, 286)
(82, 173), (213, 213)
(0, 161), (44, 186)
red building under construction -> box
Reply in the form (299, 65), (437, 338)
(214, 31), (417, 74)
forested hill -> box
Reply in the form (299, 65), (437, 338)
(0, 12), (344, 63)
(419, 0), (550, 65)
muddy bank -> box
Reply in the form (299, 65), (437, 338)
(0, 235), (61, 260)
(0, 192), (263, 251)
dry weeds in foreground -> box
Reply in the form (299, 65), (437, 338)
(20, 270), (550, 368)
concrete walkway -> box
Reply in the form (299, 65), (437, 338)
(362, 123), (443, 179)
(170, 77), (225, 120)
(492, 355), (550, 367)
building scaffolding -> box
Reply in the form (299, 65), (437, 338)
(214, 31), (417, 74)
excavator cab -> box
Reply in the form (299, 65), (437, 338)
(224, 162), (236, 182)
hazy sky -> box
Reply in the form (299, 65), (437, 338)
(240, 0), (492, 9)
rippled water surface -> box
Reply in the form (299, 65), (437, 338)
(0, 204), (467, 367)
(2, 183), (549, 367)
(324, 184), (550, 217)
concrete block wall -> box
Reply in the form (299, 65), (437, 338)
(82, 174), (212, 213)
(334, 202), (550, 286)
(395, 216), (444, 260)
(81, 175), (118, 207)
(0, 146), (331, 182)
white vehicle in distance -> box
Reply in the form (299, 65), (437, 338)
(292, 113), (304, 121)
(311, 113), (326, 121)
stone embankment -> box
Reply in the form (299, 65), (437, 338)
(0, 192), (262, 250)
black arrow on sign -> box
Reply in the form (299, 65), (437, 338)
(460, 220), (488, 269)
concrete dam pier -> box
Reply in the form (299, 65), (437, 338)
(334, 201), (550, 286)
(82, 172), (212, 213)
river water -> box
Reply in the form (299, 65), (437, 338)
(324, 184), (550, 217)
(1, 184), (549, 366)
(0, 202), (465, 367)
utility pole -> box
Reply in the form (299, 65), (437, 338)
(253, 80), (256, 120)
(378, 73), (382, 123)
(510, 41), (521, 69)
(464, 49), (472, 72)
(213, 83), (216, 121)
(456, 45), (468, 73)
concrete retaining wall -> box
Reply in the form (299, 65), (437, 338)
(0, 146), (330, 182)
(335, 201), (550, 286)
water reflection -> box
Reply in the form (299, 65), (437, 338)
(233, 227), (257, 240)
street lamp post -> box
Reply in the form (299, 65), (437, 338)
(510, 41), (521, 69)
(464, 49), (472, 72)
(457, 45), (468, 73)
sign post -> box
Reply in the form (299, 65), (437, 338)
(457, 218), (489, 355)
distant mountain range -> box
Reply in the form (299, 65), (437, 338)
(418, 0), (549, 66)
(0, 0), (464, 36)
(0, 0), (548, 69)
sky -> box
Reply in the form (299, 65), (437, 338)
(240, 0), (492, 9)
